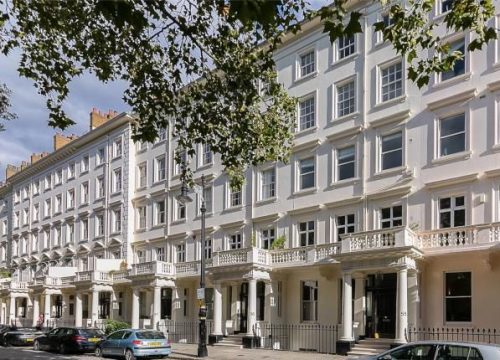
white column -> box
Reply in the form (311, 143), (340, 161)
(131, 288), (140, 329)
(62, 293), (69, 320)
(91, 289), (99, 326)
(340, 272), (354, 341)
(213, 283), (223, 336)
(152, 287), (161, 329)
(247, 279), (257, 336)
(0, 298), (4, 324)
(354, 275), (366, 339)
(111, 291), (118, 320)
(408, 271), (420, 331)
(9, 295), (16, 326)
(395, 267), (408, 344)
(43, 293), (51, 326)
(171, 287), (179, 322)
(32, 295), (39, 327)
(75, 292), (82, 327)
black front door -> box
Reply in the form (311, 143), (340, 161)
(239, 283), (248, 333)
(365, 273), (396, 339)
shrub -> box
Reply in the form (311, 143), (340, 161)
(105, 319), (130, 335)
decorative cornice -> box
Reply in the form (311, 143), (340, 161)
(219, 220), (246, 230)
(326, 126), (363, 142)
(292, 138), (322, 153)
(369, 109), (411, 128)
(424, 173), (479, 189)
(427, 88), (476, 111)
(252, 212), (283, 223)
(287, 204), (324, 216)
(487, 80), (500, 92)
(325, 196), (364, 208)
(485, 169), (500, 178)
(366, 184), (412, 200)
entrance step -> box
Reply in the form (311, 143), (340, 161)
(347, 338), (392, 359)
(212, 334), (244, 349)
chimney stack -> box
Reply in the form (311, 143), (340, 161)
(5, 164), (19, 180)
(30, 151), (49, 164)
(53, 133), (78, 151)
(90, 108), (118, 130)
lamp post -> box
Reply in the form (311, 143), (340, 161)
(176, 174), (208, 358)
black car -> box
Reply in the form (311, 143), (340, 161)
(1, 327), (44, 346)
(34, 327), (105, 354)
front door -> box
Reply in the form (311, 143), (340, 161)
(238, 283), (248, 333)
(365, 273), (396, 338)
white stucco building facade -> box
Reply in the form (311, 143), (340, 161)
(1, 0), (500, 355)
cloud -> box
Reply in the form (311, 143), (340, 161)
(0, 52), (128, 183)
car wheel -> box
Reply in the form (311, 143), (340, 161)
(33, 340), (40, 351)
(125, 349), (136, 360)
(95, 346), (104, 358)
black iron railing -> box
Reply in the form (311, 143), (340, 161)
(158, 320), (213, 344)
(406, 327), (500, 345)
(255, 323), (338, 354)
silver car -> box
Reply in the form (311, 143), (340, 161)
(357, 341), (500, 359)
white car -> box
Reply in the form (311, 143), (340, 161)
(357, 341), (500, 360)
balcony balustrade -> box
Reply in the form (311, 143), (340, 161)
(75, 270), (112, 283)
(129, 260), (175, 277)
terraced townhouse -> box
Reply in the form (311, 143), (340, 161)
(1, 0), (500, 355)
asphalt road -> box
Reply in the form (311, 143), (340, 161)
(0, 347), (97, 360)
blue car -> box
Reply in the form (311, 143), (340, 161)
(95, 329), (171, 360)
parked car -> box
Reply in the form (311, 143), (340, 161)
(95, 329), (171, 360)
(33, 327), (105, 353)
(1, 327), (44, 346)
(358, 341), (500, 359)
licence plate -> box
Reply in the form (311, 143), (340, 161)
(149, 342), (162, 347)
(88, 338), (100, 343)
(25, 338), (33, 342)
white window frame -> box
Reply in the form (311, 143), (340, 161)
(259, 166), (276, 201)
(66, 223), (74, 244)
(228, 233), (243, 250)
(261, 227), (276, 250)
(379, 130), (404, 172)
(81, 182), (89, 204)
(81, 218), (89, 240)
(444, 271), (472, 324)
(334, 76), (357, 119)
(96, 147), (105, 166)
(155, 156), (166, 182)
(112, 208), (122, 233)
(81, 155), (89, 173)
(301, 280), (318, 322)
(298, 220), (315, 247)
(378, 59), (404, 104)
(375, 13), (394, 44)
(226, 182), (242, 208)
(380, 204), (403, 229)
(137, 162), (148, 189)
(335, 34), (357, 61)
(437, 35), (468, 83)
(296, 156), (316, 192)
(176, 243), (186, 263)
(95, 214), (104, 237)
(113, 137), (123, 158)
(200, 143), (213, 167)
(67, 189), (75, 209)
(96, 176), (105, 199)
(137, 206), (147, 230)
(197, 186), (213, 215)
(438, 195), (466, 229)
(174, 197), (186, 221)
(336, 213), (356, 242)
(438, 113), (466, 158)
(297, 93), (317, 132)
(68, 162), (76, 179)
(154, 199), (166, 226)
(433, 106), (470, 161)
(296, 47), (317, 80)
(174, 148), (187, 176)
(113, 168), (122, 192)
(334, 143), (357, 182)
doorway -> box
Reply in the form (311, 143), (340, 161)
(365, 273), (396, 339)
(238, 283), (248, 333)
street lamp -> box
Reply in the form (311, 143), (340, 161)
(175, 174), (208, 358)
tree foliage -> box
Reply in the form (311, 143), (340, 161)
(0, 83), (15, 131)
(0, 0), (496, 186)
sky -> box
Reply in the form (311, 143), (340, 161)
(0, 0), (330, 183)
(0, 52), (128, 182)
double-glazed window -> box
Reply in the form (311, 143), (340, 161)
(337, 145), (355, 181)
(229, 234), (242, 249)
(299, 97), (315, 131)
(380, 62), (403, 102)
(337, 214), (355, 241)
(137, 206), (147, 229)
(299, 51), (315, 78)
(338, 35), (355, 59)
(441, 38), (465, 81)
(155, 156), (166, 182)
(299, 221), (315, 246)
(337, 81), (355, 117)
(229, 185), (242, 207)
(155, 200), (166, 225)
(381, 132), (403, 170)
(201, 143), (212, 166)
(440, 113), (465, 157)
(113, 168), (122, 192)
(439, 195), (465, 228)
(301, 281), (318, 322)
(381, 205), (403, 228)
(137, 163), (147, 188)
(261, 228), (275, 250)
(299, 157), (315, 190)
(176, 244), (186, 263)
(445, 272), (471, 322)
(261, 168), (276, 200)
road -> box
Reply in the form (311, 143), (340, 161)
(0, 347), (97, 360)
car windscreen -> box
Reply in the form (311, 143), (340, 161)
(135, 331), (166, 339)
(78, 329), (104, 337)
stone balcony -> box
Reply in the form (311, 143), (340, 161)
(129, 260), (175, 278)
(74, 270), (113, 284)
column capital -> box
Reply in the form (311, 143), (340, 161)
(352, 272), (366, 280)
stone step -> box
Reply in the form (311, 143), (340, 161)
(355, 342), (390, 350)
(358, 338), (394, 345)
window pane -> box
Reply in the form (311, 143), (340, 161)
(382, 132), (402, 152)
(454, 209), (465, 227)
(441, 134), (466, 156)
(440, 198), (451, 209)
(382, 151), (402, 170)
(393, 206), (402, 218)
(455, 196), (465, 207)
(440, 212), (451, 228)
(299, 97), (315, 130)
(441, 39), (465, 81)
(446, 272), (471, 296)
(381, 208), (391, 219)
(337, 81), (355, 117)
(446, 298), (471, 322)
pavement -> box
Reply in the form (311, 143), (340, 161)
(0, 343), (347, 359)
